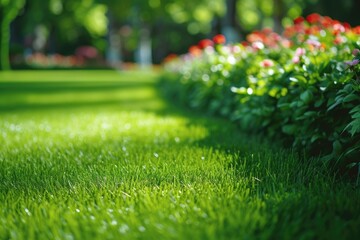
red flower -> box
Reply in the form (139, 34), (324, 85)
(240, 41), (249, 47)
(260, 59), (274, 68)
(213, 34), (226, 44)
(333, 36), (344, 45)
(321, 16), (334, 28)
(352, 26), (360, 34)
(189, 45), (202, 56)
(247, 31), (267, 43)
(293, 16), (305, 25)
(198, 39), (214, 49)
(163, 54), (177, 62)
(262, 28), (273, 35)
(342, 22), (351, 31)
(306, 13), (321, 24)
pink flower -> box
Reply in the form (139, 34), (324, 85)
(292, 48), (306, 64)
(295, 47), (306, 56)
(332, 23), (345, 35)
(260, 59), (274, 68)
(306, 39), (321, 48)
(252, 41), (264, 50)
(345, 59), (360, 66)
(352, 49), (360, 57)
(292, 56), (300, 64)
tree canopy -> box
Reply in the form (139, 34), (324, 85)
(0, 0), (25, 70)
(1, 0), (359, 70)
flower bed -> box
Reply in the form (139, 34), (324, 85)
(163, 13), (360, 176)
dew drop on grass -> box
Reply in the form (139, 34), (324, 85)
(169, 215), (177, 222)
(101, 123), (110, 130)
(155, 223), (164, 230)
(64, 234), (74, 240)
(1, 132), (7, 139)
(111, 220), (118, 226)
(119, 224), (129, 234)
(193, 206), (201, 212)
(75, 209), (80, 213)
(24, 208), (31, 216)
(138, 226), (146, 232)
(201, 156), (205, 160)
(202, 74), (209, 82)
(154, 152), (159, 158)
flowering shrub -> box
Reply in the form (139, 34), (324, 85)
(163, 14), (360, 176)
(24, 53), (84, 68)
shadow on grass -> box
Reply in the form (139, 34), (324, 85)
(0, 71), (270, 153)
(0, 98), (161, 112)
(0, 79), (160, 112)
(0, 81), (153, 93)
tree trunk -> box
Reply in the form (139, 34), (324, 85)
(135, 26), (152, 69)
(222, 0), (241, 43)
(106, 10), (122, 68)
(0, 0), (26, 71)
(273, 0), (284, 33)
(0, 9), (11, 70)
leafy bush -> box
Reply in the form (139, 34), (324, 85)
(162, 14), (360, 177)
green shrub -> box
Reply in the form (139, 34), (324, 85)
(163, 14), (360, 177)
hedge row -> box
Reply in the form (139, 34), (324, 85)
(162, 14), (360, 176)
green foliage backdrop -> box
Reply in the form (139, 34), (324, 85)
(1, 0), (359, 69)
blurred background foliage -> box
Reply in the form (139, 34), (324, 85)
(0, 0), (359, 70)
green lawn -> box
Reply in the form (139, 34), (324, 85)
(0, 70), (359, 240)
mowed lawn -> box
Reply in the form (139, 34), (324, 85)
(0, 70), (359, 240)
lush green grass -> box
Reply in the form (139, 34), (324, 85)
(0, 70), (359, 240)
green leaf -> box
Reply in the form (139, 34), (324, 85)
(311, 134), (321, 143)
(314, 98), (324, 108)
(343, 94), (358, 103)
(300, 90), (313, 104)
(277, 103), (290, 110)
(344, 119), (360, 136)
(289, 75), (307, 84)
(332, 140), (342, 155)
(282, 124), (297, 135)
(327, 99), (342, 111)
